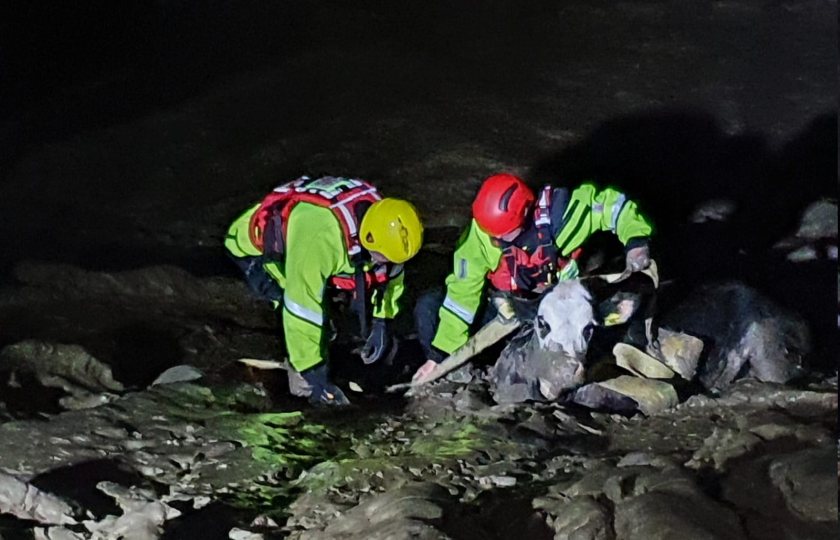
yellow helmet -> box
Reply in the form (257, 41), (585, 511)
(360, 198), (423, 263)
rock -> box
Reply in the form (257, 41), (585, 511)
(616, 453), (676, 469)
(34, 528), (86, 540)
(492, 328), (585, 404)
(685, 427), (763, 471)
(0, 471), (77, 525)
(689, 198), (737, 224)
(573, 376), (678, 415)
(444, 365), (474, 384)
(648, 328), (703, 380)
(721, 446), (837, 539)
(0, 340), (124, 393)
(82, 481), (181, 540)
(538, 496), (613, 540)
(792, 200), (837, 241)
(613, 343), (676, 379)
(151, 365), (204, 386)
(478, 475), (517, 488)
(58, 392), (118, 410)
(774, 199), (838, 261)
(768, 447), (837, 522)
(292, 482), (453, 540)
(614, 491), (746, 540)
(229, 529), (265, 540)
(541, 463), (748, 540)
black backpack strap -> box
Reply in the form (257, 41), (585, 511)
(350, 252), (370, 338)
(548, 187), (570, 238)
(535, 186), (565, 268)
(261, 210), (286, 261)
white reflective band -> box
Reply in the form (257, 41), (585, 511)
(331, 187), (381, 207)
(334, 203), (358, 235)
(284, 297), (323, 326)
(330, 188), (380, 236)
(535, 187), (551, 225)
(443, 296), (475, 324)
(610, 194), (627, 230)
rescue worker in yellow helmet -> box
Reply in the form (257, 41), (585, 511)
(225, 176), (423, 406)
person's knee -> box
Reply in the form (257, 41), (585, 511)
(414, 289), (444, 352)
(414, 289), (444, 318)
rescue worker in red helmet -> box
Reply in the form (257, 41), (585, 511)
(413, 173), (653, 382)
(225, 176), (423, 406)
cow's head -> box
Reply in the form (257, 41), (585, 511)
(534, 280), (596, 356)
(534, 275), (651, 357)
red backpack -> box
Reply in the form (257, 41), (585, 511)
(249, 176), (382, 259)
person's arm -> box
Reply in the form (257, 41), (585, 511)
(554, 183), (653, 256)
(430, 221), (500, 356)
(224, 203), (262, 257)
(372, 265), (405, 320)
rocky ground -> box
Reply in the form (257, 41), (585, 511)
(0, 0), (836, 538)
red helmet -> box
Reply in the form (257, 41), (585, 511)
(472, 173), (535, 237)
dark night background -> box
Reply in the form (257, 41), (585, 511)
(0, 0), (836, 352)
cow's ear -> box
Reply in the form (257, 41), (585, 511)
(598, 296), (639, 326)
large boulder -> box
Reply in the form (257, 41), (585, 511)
(491, 327), (586, 404)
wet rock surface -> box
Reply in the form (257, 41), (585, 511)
(0, 319), (834, 539)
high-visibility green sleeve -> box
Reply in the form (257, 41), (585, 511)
(554, 183), (653, 257)
(431, 220), (502, 354)
(373, 267), (405, 319)
(282, 204), (347, 372)
(224, 203), (286, 284)
(224, 204), (262, 257)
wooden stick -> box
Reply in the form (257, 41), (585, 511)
(385, 316), (522, 393)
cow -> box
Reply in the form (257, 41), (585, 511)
(489, 276), (811, 404)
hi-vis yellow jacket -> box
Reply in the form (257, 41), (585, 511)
(225, 202), (404, 372)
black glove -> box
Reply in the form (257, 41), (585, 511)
(300, 364), (350, 406)
(360, 318), (395, 365)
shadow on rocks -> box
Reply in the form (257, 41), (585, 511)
(30, 459), (149, 520)
(105, 322), (185, 389)
(529, 107), (838, 373)
(528, 108), (837, 286)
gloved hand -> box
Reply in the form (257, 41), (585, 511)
(300, 364), (350, 406)
(625, 244), (651, 273)
(360, 318), (395, 364)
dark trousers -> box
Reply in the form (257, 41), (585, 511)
(230, 255), (284, 303)
(414, 288), (499, 361)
